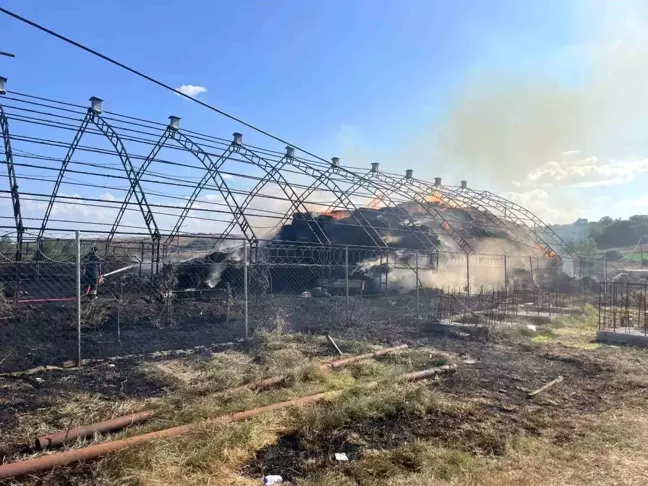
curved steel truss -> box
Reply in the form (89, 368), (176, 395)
(0, 101), (23, 260)
(0, 84), (579, 262)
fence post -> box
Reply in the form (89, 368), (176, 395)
(415, 250), (420, 319)
(466, 253), (470, 296)
(75, 231), (82, 367)
(345, 245), (349, 305)
(150, 242), (154, 277)
(139, 242), (144, 277)
(529, 256), (534, 285)
(243, 240), (249, 341)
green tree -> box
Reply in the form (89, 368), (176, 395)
(574, 237), (599, 277)
(599, 216), (613, 225)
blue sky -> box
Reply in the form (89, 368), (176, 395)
(1, 0), (648, 230)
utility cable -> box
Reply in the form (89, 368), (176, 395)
(0, 6), (336, 166)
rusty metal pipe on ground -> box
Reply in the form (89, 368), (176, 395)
(32, 344), (409, 450)
(35, 411), (155, 451)
(0, 362), (455, 480)
(326, 344), (409, 368)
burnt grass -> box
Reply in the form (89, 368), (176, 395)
(242, 338), (644, 483)
(1, 293), (648, 484)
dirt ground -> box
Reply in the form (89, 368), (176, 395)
(2, 302), (648, 485)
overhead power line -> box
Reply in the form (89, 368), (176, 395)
(0, 6), (333, 165)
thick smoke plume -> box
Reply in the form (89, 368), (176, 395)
(431, 2), (648, 192)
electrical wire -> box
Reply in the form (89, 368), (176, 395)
(0, 6), (342, 168)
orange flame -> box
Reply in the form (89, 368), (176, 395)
(425, 191), (461, 208)
(535, 243), (557, 257)
(321, 210), (350, 220)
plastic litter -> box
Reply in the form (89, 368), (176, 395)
(263, 475), (283, 485)
(334, 452), (349, 461)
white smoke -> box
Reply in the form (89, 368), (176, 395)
(205, 246), (244, 288)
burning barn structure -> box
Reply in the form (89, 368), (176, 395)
(0, 82), (583, 301)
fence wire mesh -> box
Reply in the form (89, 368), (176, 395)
(0, 236), (611, 372)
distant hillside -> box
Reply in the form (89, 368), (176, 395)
(552, 215), (648, 250)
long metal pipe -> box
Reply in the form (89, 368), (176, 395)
(0, 362), (455, 480)
(326, 344), (408, 368)
(35, 411), (155, 450)
(31, 344), (409, 450)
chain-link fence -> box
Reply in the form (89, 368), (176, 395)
(0, 236), (607, 372)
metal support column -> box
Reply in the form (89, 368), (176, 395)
(139, 242), (144, 277)
(529, 256), (534, 289)
(415, 250), (420, 319)
(244, 240), (249, 341)
(75, 231), (82, 367)
(345, 246), (349, 305)
(466, 254), (470, 296)
(150, 242), (155, 277)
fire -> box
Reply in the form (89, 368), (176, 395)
(535, 243), (557, 257)
(425, 191), (461, 208)
(426, 193), (446, 205)
(321, 210), (350, 220)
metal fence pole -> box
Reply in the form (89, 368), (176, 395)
(466, 253), (470, 296)
(415, 250), (420, 319)
(529, 256), (534, 284)
(244, 240), (249, 341)
(75, 231), (82, 367)
(345, 245), (349, 305)
(139, 242), (144, 277)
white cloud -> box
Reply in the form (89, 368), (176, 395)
(518, 157), (648, 188)
(222, 173), (234, 180)
(176, 85), (207, 98)
(99, 192), (116, 201)
(560, 150), (580, 156)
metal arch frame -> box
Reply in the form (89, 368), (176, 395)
(271, 154), (388, 248)
(37, 106), (161, 250)
(452, 187), (579, 259)
(37, 111), (91, 243)
(427, 182), (550, 256)
(397, 177), (522, 238)
(218, 147), (330, 246)
(367, 172), (474, 254)
(273, 163), (439, 251)
(106, 129), (173, 248)
(163, 130), (255, 249)
(0, 101), (23, 260)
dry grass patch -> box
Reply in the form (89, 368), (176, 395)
(294, 405), (648, 486)
(97, 415), (286, 486)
